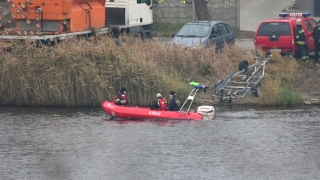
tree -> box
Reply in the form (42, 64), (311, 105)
(193, 0), (212, 20)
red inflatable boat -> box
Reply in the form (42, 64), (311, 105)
(101, 83), (215, 120)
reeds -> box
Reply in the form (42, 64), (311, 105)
(253, 53), (302, 106)
(0, 36), (306, 107)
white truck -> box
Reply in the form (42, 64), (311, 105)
(0, 0), (154, 42)
(106, 0), (153, 38)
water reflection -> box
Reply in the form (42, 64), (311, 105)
(0, 106), (319, 180)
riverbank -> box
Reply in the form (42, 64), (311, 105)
(234, 31), (320, 106)
(0, 36), (319, 107)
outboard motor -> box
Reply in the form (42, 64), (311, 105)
(197, 105), (215, 120)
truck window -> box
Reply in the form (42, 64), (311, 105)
(138, 0), (151, 5)
(311, 19), (318, 28)
(257, 22), (291, 36)
(304, 20), (312, 32)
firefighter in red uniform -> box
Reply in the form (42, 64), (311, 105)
(115, 87), (129, 106)
(150, 93), (168, 111)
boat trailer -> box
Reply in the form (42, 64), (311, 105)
(212, 54), (272, 103)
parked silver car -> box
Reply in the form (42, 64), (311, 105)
(172, 21), (235, 49)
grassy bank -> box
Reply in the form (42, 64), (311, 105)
(0, 36), (310, 107)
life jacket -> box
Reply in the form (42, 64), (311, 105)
(158, 98), (168, 111)
(116, 93), (128, 105)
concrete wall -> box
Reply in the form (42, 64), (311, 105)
(152, 0), (239, 29)
(240, 0), (295, 31)
(295, 0), (314, 14)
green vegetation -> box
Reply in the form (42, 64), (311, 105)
(0, 36), (306, 107)
(255, 52), (303, 106)
(153, 22), (185, 37)
(279, 88), (302, 106)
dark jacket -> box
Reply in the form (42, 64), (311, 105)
(312, 25), (320, 46)
(294, 25), (306, 44)
(168, 95), (181, 111)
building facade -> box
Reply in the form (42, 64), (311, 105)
(295, 0), (320, 16)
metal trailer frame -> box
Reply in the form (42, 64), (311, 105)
(179, 85), (209, 113)
(212, 54), (272, 103)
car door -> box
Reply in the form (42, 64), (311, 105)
(303, 19), (315, 51)
(210, 24), (224, 49)
(222, 23), (235, 44)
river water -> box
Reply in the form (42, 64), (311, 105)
(0, 106), (319, 180)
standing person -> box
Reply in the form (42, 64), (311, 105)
(168, 91), (181, 111)
(115, 87), (129, 106)
(312, 20), (320, 63)
(150, 93), (168, 111)
(294, 18), (309, 61)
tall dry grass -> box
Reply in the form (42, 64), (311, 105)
(253, 53), (302, 106)
(0, 36), (302, 107)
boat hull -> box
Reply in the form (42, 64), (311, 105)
(101, 101), (206, 120)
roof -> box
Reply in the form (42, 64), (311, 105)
(259, 16), (316, 25)
(186, 21), (224, 25)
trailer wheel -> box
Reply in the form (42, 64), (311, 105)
(250, 81), (261, 97)
(214, 79), (223, 89)
(238, 60), (249, 72)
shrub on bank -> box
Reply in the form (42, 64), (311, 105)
(0, 36), (304, 107)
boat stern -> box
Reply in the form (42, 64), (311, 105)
(197, 106), (215, 120)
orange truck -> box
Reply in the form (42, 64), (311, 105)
(0, 0), (154, 41)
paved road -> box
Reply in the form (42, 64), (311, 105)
(236, 39), (254, 51)
(240, 0), (295, 31)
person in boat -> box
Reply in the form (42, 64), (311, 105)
(115, 87), (129, 106)
(150, 93), (168, 111)
(168, 91), (181, 111)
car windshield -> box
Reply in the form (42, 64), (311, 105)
(257, 22), (291, 36)
(176, 24), (210, 37)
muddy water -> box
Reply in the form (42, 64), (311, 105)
(0, 106), (319, 180)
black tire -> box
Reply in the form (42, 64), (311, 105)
(238, 60), (249, 72)
(250, 81), (261, 97)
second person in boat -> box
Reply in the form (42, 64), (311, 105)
(168, 91), (181, 111)
(150, 93), (168, 111)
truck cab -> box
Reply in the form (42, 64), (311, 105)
(105, 0), (153, 38)
(0, 0), (154, 41)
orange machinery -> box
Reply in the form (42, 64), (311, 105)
(7, 0), (106, 35)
